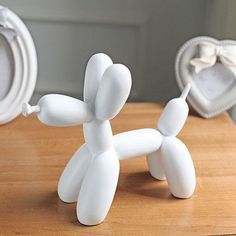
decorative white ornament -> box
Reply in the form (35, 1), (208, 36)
(23, 53), (196, 226)
(190, 42), (236, 76)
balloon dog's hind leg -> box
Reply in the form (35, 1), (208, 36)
(160, 137), (196, 198)
(147, 149), (166, 181)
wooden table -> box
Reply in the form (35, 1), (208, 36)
(0, 103), (236, 236)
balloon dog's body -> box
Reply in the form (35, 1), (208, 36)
(23, 53), (196, 226)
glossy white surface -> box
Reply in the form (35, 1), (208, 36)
(23, 54), (196, 226)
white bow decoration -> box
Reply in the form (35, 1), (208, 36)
(190, 43), (236, 76)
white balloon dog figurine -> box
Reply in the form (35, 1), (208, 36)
(22, 53), (196, 226)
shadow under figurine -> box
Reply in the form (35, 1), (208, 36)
(22, 53), (196, 226)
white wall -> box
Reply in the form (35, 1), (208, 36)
(143, 0), (207, 101)
(0, 0), (208, 102)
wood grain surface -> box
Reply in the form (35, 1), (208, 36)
(0, 103), (236, 236)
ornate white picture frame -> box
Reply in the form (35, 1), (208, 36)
(175, 36), (236, 118)
(0, 6), (37, 124)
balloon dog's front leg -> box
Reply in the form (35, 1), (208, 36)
(57, 144), (92, 203)
(77, 148), (119, 225)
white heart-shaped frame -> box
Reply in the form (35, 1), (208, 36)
(175, 36), (236, 118)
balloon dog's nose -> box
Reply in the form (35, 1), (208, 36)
(22, 103), (40, 117)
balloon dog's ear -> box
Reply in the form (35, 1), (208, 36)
(95, 64), (132, 120)
(83, 53), (113, 105)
